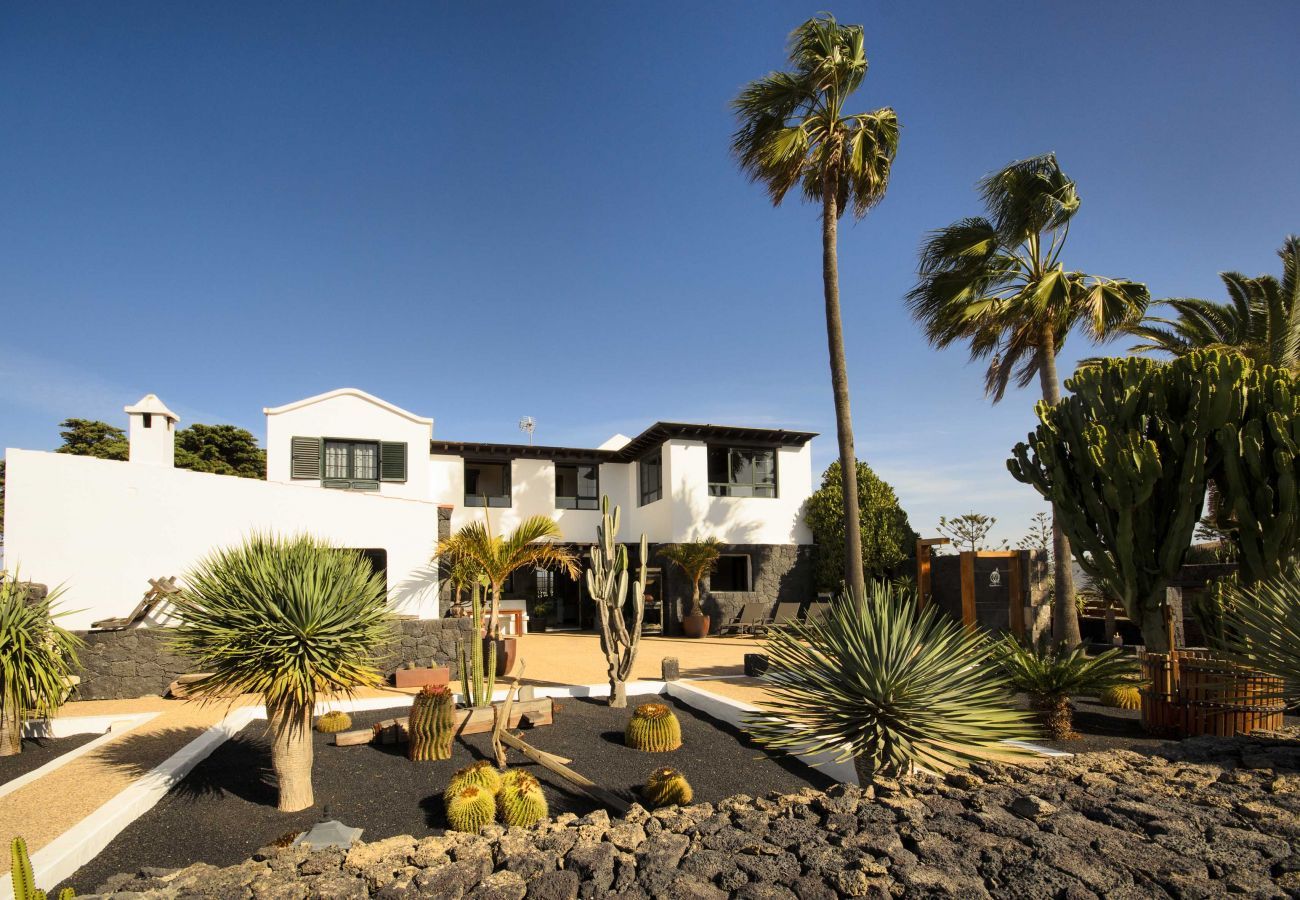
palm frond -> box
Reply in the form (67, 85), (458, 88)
(1, 572), (81, 728)
(1221, 561), (1300, 702)
(995, 637), (1136, 699)
(978, 153), (1079, 244)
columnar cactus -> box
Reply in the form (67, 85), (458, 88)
(445, 784), (496, 833)
(585, 496), (646, 708)
(497, 769), (548, 827)
(641, 767), (693, 808)
(445, 759), (503, 799)
(314, 710), (352, 734)
(1211, 363), (1300, 585)
(10, 836), (75, 899)
(1009, 352), (1236, 649)
(457, 579), (497, 709)
(625, 702), (682, 752)
(408, 684), (456, 761)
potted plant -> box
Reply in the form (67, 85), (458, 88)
(529, 600), (552, 633)
(661, 538), (724, 638)
(436, 508), (577, 676)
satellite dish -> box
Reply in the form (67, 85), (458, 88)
(518, 416), (536, 446)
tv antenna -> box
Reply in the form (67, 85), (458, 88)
(518, 416), (536, 446)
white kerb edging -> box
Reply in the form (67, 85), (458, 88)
(0, 713), (161, 803)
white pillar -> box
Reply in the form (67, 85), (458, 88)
(123, 394), (179, 466)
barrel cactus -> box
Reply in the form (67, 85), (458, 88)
(445, 783), (496, 833)
(314, 711), (352, 734)
(625, 702), (682, 752)
(408, 684), (456, 761)
(445, 759), (503, 799)
(641, 767), (693, 808)
(1099, 684), (1142, 710)
(497, 770), (548, 827)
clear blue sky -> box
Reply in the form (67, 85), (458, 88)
(2, 1), (1296, 545)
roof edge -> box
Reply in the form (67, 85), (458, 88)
(263, 388), (433, 427)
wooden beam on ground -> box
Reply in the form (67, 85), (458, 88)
(496, 729), (631, 815)
(332, 698), (553, 746)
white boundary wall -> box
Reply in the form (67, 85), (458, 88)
(3, 450), (443, 629)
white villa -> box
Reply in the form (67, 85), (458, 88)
(3, 388), (817, 632)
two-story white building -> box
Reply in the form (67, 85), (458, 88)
(4, 388), (817, 633)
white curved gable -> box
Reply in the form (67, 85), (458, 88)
(264, 387), (432, 426)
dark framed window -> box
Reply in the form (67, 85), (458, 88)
(556, 463), (599, 510)
(712, 554), (752, 591)
(639, 450), (663, 505)
(465, 460), (511, 507)
(708, 445), (776, 498)
(323, 439), (380, 490)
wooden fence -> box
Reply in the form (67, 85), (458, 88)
(1139, 648), (1285, 737)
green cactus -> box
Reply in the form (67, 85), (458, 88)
(408, 684), (456, 761)
(314, 710), (352, 734)
(625, 702), (682, 752)
(497, 770), (548, 827)
(1211, 363), (1300, 585)
(456, 579), (497, 709)
(1008, 352), (1239, 649)
(10, 837), (75, 899)
(585, 496), (647, 708)
(445, 759), (503, 800)
(445, 783), (496, 834)
(641, 767), (693, 808)
(1099, 684), (1142, 710)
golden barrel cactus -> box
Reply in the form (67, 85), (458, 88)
(445, 784), (496, 833)
(625, 702), (682, 752)
(1099, 683), (1142, 710)
(314, 711), (352, 733)
(445, 759), (503, 800)
(497, 770), (548, 827)
(642, 766), (693, 808)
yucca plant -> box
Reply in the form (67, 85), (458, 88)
(169, 534), (394, 811)
(1, 574), (82, 757)
(995, 637), (1136, 739)
(1221, 561), (1300, 704)
(748, 581), (1036, 783)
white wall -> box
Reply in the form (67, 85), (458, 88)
(265, 389), (433, 501)
(4, 450), (442, 629)
(667, 440), (813, 545)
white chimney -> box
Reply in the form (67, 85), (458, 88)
(123, 394), (179, 466)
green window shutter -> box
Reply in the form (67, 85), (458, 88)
(291, 437), (322, 479)
(379, 441), (407, 482)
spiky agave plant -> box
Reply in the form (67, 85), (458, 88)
(497, 770), (548, 827)
(1, 573), (82, 757)
(995, 637), (1136, 739)
(748, 581), (1036, 783)
(169, 533), (394, 812)
(641, 767), (693, 808)
(1221, 562), (1300, 704)
(445, 759), (503, 799)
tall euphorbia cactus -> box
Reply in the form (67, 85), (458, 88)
(1212, 363), (1300, 584)
(586, 496), (646, 708)
(1009, 353), (1239, 649)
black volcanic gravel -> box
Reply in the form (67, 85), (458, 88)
(62, 695), (836, 894)
(0, 732), (97, 786)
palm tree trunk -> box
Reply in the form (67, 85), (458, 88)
(1031, 693), (1074, 740)
(0, 702), (21, 757)
(822, 169), (867, 605)
(269, 699), (314, 812)
(1036, 327), (1082, 648)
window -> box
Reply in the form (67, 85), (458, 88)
(712, 554), (752, 591)
(323, 440), (379, 490)
(556, 463), (599, 510)
(465, 460), (511, 507)
(639, 450), (662, 505)
(708, 445), (776, 497)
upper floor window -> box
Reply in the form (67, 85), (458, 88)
(556, 463), (599, 510)
(639, 450), (662, 506)
(291, 436), (406, 488)
(325, 440), (378, 481)
(708, 445), (776, 498)
(465, 460), (511, 507)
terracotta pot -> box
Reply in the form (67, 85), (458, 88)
(682, 614), (711, 639)
(485, 636), (517, 677)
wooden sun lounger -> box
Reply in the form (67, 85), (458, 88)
(763, 602), (801, 632)
(803, 602), (831, 626)
(91, 576), (181, 631)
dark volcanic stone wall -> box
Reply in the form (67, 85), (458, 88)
(660, 543), (814, 635)
(73, 617), (475, 700)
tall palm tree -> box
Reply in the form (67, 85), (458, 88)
(906, 154), (1150, 647)
(733, 13), (899, 604)
(1118, 236), (1300, 370)
(435, 510), (578, 639)
(170, 534), (394, 811)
